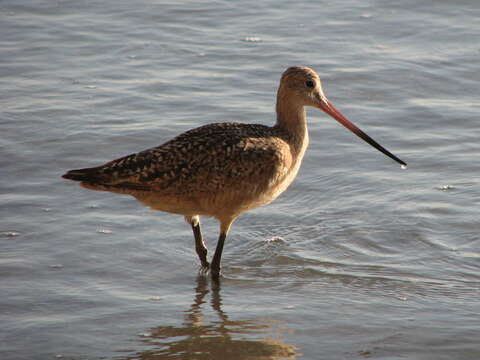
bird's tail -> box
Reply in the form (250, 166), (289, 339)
(62, 166), (151, 194)
(62, 167), (102, 182)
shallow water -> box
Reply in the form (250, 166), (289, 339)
(1, 0), (480, 359)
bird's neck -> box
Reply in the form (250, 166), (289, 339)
(275, 95), (309, 154)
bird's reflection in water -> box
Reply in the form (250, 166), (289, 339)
(126, 277), (298, 360)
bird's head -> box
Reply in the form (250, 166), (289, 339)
(278, 66), (406, 167)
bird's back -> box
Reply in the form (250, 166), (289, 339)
(63, 122), (298, 218)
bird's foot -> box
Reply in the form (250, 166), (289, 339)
(210, 266), (221, 282)
(198, 261), (210, 275)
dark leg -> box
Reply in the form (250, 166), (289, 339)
(211, 232), (226, 281)
(190, 221), (209, 270)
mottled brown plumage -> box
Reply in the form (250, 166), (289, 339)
(63, 66), (405, 280)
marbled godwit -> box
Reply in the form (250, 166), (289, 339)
(63, 66), (406, 280)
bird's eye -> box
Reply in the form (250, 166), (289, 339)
(305, 80), (315, 88)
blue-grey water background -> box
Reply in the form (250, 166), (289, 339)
(1, 0), (480, 359)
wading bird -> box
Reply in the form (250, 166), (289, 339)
(63, 66), (406, 280)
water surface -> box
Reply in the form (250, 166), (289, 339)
(1, 0), (480, 359)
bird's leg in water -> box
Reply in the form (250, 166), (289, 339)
(211, 232), (226, 281)
(211, 218), (234, 280)
(187, 216), (209, 270)
(192, 223), (209, 270)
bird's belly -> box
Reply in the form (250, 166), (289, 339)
(134, 192), (205, 216)
(133, 188), (269, 218)
(132, 167), (298, 219)
(205, 163), (300, 217)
